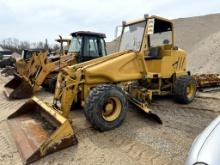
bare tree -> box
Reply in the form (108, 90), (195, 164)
(0, 38), (59, 53)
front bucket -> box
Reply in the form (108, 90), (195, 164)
(7, 96), (77, 164)
(4, 75), (33, 99)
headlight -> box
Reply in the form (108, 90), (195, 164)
(194, 162), (208, 165)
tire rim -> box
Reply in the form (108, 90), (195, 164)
(186, 83), (196, 99)
(102, 97), (122, 122)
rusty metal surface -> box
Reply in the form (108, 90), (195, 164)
(193, 74), (220, 89)
(7, 99), (77, 164)
(4, 75), (33, 99)
(8, 114), (50, 163)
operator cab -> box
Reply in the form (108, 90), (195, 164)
(68, 31), (107, 62)
(147, 18), (173, 59)
(119, 16), (174, 59)
(21, 49), (41, 61)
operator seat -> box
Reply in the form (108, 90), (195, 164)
(145, 47), (161, 59)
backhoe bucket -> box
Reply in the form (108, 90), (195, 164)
(4, 75), (33, 99)
(7, 97), (77, 164)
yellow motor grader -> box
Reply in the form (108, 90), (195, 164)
(4, 31), (107, 99)
(7, 15), (197, 164)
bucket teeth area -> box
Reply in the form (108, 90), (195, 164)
(4, 76), (33, 99)
(7, 97), (77, 164)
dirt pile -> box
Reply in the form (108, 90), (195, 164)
(174, 13), (220, 73)
(106, 13), (220, 73)
(106, 38), (119, 54)
(174, 14), (220, 53)
(188, 31), (220, 73)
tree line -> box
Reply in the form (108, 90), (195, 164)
(0, 38), (59, 54)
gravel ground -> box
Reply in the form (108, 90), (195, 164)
(0, 74), (219, 165)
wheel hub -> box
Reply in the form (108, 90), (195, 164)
(104, 103), (114, 115)
(102, 97), (122, 122)
(187, 83), (195, 99)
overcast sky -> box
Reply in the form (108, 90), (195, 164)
(0, 0), (220, 44)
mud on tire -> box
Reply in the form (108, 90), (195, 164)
(84, 84), (128, 131)
(173, 75), (197, 104)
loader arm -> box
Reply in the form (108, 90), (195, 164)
(4, 52), (78, 99)
(53, 50), (134, 105)
(26, 53), (47, 78)
(32, 53), (77, 92)
(54, 50), (156, 118)
(3, 52), (49, 99)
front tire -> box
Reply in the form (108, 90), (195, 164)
(173, 75), (197, 104)
(84, 84), (128, 131)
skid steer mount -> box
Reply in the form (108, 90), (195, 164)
(7, 97), (77, 164)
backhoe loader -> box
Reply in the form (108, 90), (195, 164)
(3, 40), (70, 77)
(7, 15), (197, 164)
(4, 31), (107, 99)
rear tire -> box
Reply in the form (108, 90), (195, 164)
(173, 75), (197, 104)
(84, 84), (128, 131)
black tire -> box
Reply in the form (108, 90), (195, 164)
(84, 84), (128, 131)
(173, 75), (197, 104)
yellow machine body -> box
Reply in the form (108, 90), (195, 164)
(8, 15), (197, 164)
(16, 59), (28, 76)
